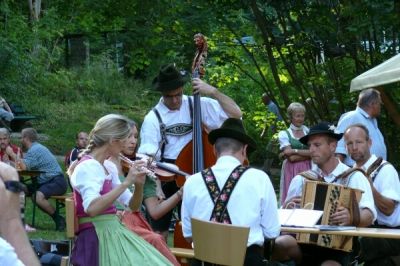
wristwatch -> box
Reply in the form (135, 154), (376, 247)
(4, 180), (28, 193)
(294, 149), (299, 154)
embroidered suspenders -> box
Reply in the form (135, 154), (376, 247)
(152, 97), (193, 161)
(201, 165), (249, 224)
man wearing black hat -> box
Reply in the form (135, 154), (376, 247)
(138, 63), (242, 240)
(284, 122), (376, 265)
(181, 118), (280, 266)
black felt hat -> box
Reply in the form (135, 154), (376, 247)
(208, 118), (257, 153)
(299, 122), (343, 145)
(152, 64), (189, 92)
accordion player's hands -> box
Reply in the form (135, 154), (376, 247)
(329, 206), (351, 226)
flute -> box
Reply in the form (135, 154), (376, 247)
(118, 154), (157, 180)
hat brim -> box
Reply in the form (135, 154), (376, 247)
(299, 131), (343, 145)
(208, 128), (257, 154)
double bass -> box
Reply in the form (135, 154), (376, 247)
(173, 33), (217, 250)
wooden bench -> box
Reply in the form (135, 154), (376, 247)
(9, 103), (38, 131)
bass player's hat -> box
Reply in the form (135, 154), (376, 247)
(152, 63), (189, 92)
(299, 121), (343, 145)
(208, 118), (257, 153)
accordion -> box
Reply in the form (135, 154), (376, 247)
(297, 180), (363, 252)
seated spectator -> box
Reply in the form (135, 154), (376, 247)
(0, 128), (22, 167)
(0, 96), (14, 123)
(0, 161), (40, 266)
(18, 128), (68, 231)
(65, 131), (88, 168)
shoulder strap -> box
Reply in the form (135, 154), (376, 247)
(201, 165), (249, 223)
(333, 167), (367, 186)
(285, 130), (292, 141)
(366, 157), (383, 176)
(152, 108), (168, 161)
(370, 161), (390, 182)
(299, 170), (323, 181)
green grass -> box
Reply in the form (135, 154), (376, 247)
(25, 197), (68, 241)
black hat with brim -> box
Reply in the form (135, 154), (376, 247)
(208, 118), (257, 154)
(152, 63), (189, 92)
(299, 122), (343, 145)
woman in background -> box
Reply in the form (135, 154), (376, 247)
(278, 102), (311, 206)
(68, 114), (172, 266)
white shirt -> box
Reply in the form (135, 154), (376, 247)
(70, 158), (132, 212)
(138, 95), (228, 160)
(182, 156), (280, 246)
(359, 154), (400, 227)
(0, 238), (25, 266)
(286, 160), (377, 221)
(335, 107), (386, 166)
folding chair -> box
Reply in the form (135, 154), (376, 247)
(191, 218), (250, 266)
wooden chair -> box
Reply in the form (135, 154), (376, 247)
(65, 197), (76, 266)
(191, 218), (250, 266)
(50, 192), (73, 219)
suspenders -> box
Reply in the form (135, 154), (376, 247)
(201, 165), (249, 224)
(152, 97), (193, 161)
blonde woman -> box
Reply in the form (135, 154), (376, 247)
(68, 114), (172, 266)
(278, 103), (311, 205)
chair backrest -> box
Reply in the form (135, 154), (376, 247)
(191, 218), (250, 266)
(65, 197), (76, 238)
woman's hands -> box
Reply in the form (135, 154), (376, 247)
(124, 160), (148, 187)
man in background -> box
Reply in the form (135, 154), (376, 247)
(19, 128), (67, 231)
(65, 131), (88, 168)
(335, 88), (386, 166)
(0, 96), (14, 129)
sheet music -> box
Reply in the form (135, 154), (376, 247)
(279, 209), (323, 227)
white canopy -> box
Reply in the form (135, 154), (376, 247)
(350, 53), (400, 92)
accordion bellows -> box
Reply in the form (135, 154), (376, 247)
(297, 180), (363, 252)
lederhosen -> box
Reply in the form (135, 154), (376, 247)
(191, 165), (268, 266)
(146, 98), (193, 231)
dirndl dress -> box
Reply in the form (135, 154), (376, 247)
(279, 129), (311, 206)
